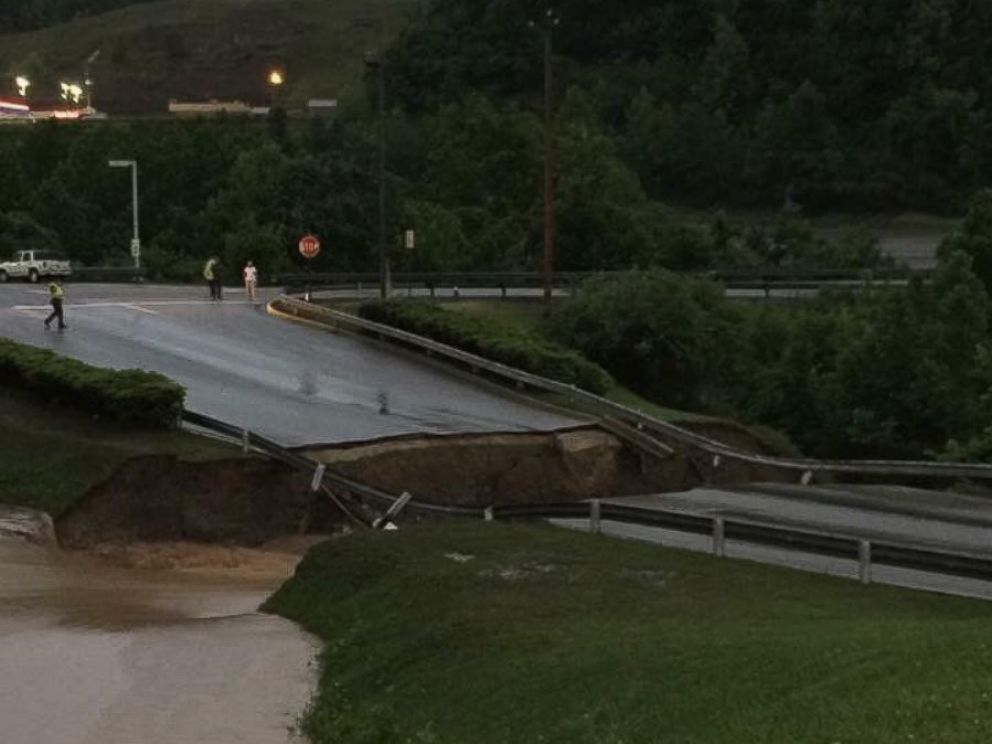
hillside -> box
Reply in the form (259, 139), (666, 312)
(0, 0), (415, 114)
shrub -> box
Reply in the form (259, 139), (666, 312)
(359, 300), (613, 394)
(0, 339), (185, 428)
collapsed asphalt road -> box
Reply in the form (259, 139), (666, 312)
(0, 283), (579, 446)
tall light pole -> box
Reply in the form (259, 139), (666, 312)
(109, 160), (141, 269)
(267, 68), (285, 109)
(530, 8), (559, 304)
(364, 50), (391, 298)
(84, 50), (101, 112)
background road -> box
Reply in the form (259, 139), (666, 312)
(0, 284), (579, 446)
(553, 483), (992, 599)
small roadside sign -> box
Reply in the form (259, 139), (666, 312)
(404, 229), (415, 250)
(130, 238), (141, 258)
(298, 234), (321, 259)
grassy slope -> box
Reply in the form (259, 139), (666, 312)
(0, 388), (235, 516)
(0, 0), (415, 111)
(267, 522), (992, 744)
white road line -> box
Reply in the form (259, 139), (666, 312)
(12, 300), (223, 311)
(126, 304), (161, 315)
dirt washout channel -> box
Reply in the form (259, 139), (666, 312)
(0, 508), (318, 744)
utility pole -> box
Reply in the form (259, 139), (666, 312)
(531, 9), (559, 304)
(108, 160), (141, 269)
(377, 56), (390, 298)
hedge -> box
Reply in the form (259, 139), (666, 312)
(0, 338), (185, 428)
(359, 300), (613, 395)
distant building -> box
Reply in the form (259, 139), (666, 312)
(168, 99), (253, 117)
(307, 98), (338, 117)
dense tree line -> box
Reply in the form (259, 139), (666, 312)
(0, 109), (880, 280)
(0, 0), (153, 33)
(550, 193), (992, 460)
(386, 0), (992, 211)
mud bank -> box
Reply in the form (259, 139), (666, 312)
(302, 425), (762, 507)
(54, 424), (790, 545)
(57, 455), (322, 548)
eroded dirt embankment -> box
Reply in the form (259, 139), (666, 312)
(57, 456), (319, 549)
(303, 424), (788, 508)
(55, 423), (792, 547)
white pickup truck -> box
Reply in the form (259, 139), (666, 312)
(0, 250), (72, 283)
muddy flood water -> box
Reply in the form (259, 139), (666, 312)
(0, 508), (318, 744)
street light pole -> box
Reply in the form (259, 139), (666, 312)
(109, 160), (141, 269)
(531, 9), (559, 304)
(365, 52), (391, 299)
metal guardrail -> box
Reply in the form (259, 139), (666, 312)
(273, 269), (929, 294)
(181, 408), (992, 585)
(270, 296), (992, 483)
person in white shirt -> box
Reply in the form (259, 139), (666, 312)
(243, 261), (258, 303)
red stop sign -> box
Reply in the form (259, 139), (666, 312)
(298, 234), (321, 259)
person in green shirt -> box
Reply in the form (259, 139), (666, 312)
(44, 281), (66, 330)
(203, 257), (222, 301)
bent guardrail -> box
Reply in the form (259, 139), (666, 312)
(270, 296), (992, 484)
(182, 408), (992, 586)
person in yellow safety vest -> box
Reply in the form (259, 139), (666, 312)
(44, 281), (66, 330)
(204, 257), (222, 301)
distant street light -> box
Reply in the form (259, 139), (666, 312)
(108, 160), (141, 270)
(15, 76), (30, 98)
(267, 70), (285, 87)
(529, 8), (560, 304)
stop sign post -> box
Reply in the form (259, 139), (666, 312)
(299, 234), (321, 301)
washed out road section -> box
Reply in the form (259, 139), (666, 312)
(0, 284), (579, 446)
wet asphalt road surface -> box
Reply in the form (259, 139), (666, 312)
(0, 283), (579, 446)
(553, 483), (992, 599)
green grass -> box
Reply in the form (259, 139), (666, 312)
(0, 0), (414, 111)
(0, 388), (235, 517)
(267, 522), (992, 744)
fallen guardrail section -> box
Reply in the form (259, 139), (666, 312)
(269, 295), (992, 485)
(182, 409), (992, 587)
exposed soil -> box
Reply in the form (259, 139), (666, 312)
(57, 455), (323, 549)
(52, 423), (793, 549)
(303, 425), (762, 508)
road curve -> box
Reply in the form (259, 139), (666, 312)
(0, 284), (580, 446)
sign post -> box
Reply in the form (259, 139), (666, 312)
(298, 234), (321, 301)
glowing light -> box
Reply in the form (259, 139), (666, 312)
(59, 82), (84, 104)
(0, 99), (30, 112)
(14, 76), (30, 97)
(267, 70), (285, 86)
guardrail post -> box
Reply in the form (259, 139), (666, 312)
(453, 286), (460, 301)
(713, 517), (726, 557)
(429, 282), (435, 298)
(241, 429), (250, 454)
(590, 499), (601, 535)
(484, 506), (494, 522)
(310, 464), (326, 492)
(858, 540), (872, 584)
(373, 491), (414, 529)
(500, 283), (507, 300)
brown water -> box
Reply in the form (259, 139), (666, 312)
(0, 510), (318, 744)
